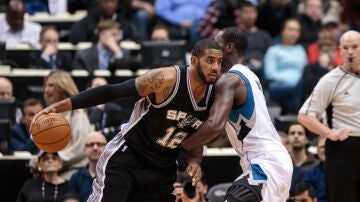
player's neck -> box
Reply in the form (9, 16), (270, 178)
(189, 67), (208, 98)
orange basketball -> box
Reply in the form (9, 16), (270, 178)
(30, 113), (71, 152)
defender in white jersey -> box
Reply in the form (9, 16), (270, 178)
(182, 27), (293, 201)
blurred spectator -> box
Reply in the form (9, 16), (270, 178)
(287, 122), (319, 170)
(290, 182), (318, 202)
(150, 24), (170, 42)
(192, 0), (243, 41)
(86, 77), (126, 140)
(154, 0), (211, 39)
(23, 0), (67, 15)
(264, 19), (307, 114)
(303, 137), (327, 202)
(129, 0), (155, 41)
(197, 172), (209, 202)
(68, 131), (107, 202)
(0, 76), (18, 154)
(307, 16), (343, 66)
(173, 171), (209, 202)
(0, 76), (13, 100)
(0, 77), (23, 122)
(26, 155), (42, 179)
(302, 49), (334, 102)
(43, 70), (93, 180)
(0, 0), (42, 48)
(29, 25), (72, 71)
(297, 0), (323, 49)
(16, 151), (68, 202)
(9, 98), (43, 154)
(72, 20), (138, 73)
(340, 0), (360, 31)
(235, 1), (272, 80)
(257, 0), (296, 38)
(86, 77), (108, 130)
(297, 0), (342, 20)
(182, 180), (202, 202)
(68, 0), (138, 44)
(287, 122), (319, 195)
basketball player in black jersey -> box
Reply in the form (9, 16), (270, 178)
(32, 38), (223, 202)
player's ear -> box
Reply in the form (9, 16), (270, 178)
(190, 56), (198, 66)
(226, 43), (234, 53)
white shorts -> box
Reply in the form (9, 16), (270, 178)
(226, 151), (293, 202)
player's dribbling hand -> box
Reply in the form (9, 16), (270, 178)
(30, 107), (57, 131)
(186, 162), (201, 186)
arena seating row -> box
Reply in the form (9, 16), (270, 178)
(0, 148), (240, 202)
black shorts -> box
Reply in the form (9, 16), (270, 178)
(102, 146), (177, 202)
(225, 174), (263, 202)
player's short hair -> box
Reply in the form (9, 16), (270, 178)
(221, 27), (248, 56)
(191, 38), (221, 58)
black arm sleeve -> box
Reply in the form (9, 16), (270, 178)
(70, 78), (140, 110)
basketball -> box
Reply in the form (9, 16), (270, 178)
(30, 113), (71, 152)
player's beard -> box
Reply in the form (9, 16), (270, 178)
(197, 62), (215, 84)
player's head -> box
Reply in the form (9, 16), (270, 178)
(214, 27), (248, 72)
(191, 38), (223, 84)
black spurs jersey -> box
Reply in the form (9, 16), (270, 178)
(123, 65), (214, 168)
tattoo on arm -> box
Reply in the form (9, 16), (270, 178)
(136, 70), (167, 96)
(162, 86), (173, 99)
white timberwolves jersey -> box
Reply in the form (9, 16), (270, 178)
(225, 64), (287, 160)
(224, 64), (292, 202)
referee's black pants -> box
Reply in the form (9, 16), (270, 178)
(325, 137), (360, 202)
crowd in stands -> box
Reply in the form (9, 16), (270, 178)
(0, 0), (359, 201)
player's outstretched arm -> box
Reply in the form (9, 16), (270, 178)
(182, 73), (239, 150)
(31, 67), (177, 126)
